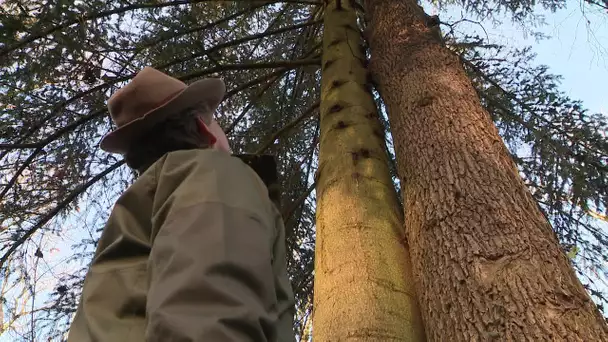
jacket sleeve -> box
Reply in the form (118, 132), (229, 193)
(146, 151), (282, 342)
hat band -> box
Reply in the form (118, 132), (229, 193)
(155, 88), (184, 110)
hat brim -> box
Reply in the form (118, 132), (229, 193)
(100, 78), (226, 154)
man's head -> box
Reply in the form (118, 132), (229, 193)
(100, 67), (227, 153)
(124, 106), (224, 172)
(99, 67), (229, 172)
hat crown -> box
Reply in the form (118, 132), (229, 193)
(108, 67), (186, 127)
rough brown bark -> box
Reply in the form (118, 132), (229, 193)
(364, 0), (608, 340)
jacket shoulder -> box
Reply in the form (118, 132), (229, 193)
(157, 149), (255, 178)
(152, 149), (272, 218)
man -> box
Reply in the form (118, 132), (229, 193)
(67, 67), (296, 341)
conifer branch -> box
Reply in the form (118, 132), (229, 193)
(0, 0), (321, 58)
(255, 100), (320, 154)
(0, 161), (125, 271)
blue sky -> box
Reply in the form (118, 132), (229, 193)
(530, 6), (607, 113)
(525, 6), (606, 114)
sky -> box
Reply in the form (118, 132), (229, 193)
(437, 0), (608, 114)
(529, 7), (607, 113)
(2, 1), (607, 340)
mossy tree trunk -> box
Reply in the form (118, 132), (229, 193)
(364, 0), (608, 340)
(312, 0), (425, 341)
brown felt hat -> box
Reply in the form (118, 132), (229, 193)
(100, 67), (225, 154)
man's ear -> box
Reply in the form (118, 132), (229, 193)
(196, 117), (217, 146)
(196, 117), (231, 153)
(207, 120), (231, 153)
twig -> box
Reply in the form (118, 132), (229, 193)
(441, 18), (489, 42)
(0, 56), (319, 205)
(245, 4), (291, 60)
(2, 42), (321, 191)
(0, 83), (118, 162)
(0, 161), (125, 271)
(293, 123), (319, 229)
(0, 148), (42, 203)
(226, 69), (289, 100)
(222, 38), (321, 100)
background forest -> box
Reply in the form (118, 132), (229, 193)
(0, 0), (606, 340)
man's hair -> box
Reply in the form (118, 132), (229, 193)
(124, 106), (211, 173)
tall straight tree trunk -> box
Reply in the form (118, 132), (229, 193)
(313, 0), (425, 340)
(364, 0), (608, 340)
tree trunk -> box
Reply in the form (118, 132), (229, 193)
(313, 0), (425, 340)
(364, 0), (608, 340)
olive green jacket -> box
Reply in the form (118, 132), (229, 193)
(67, 149), (295, 341)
